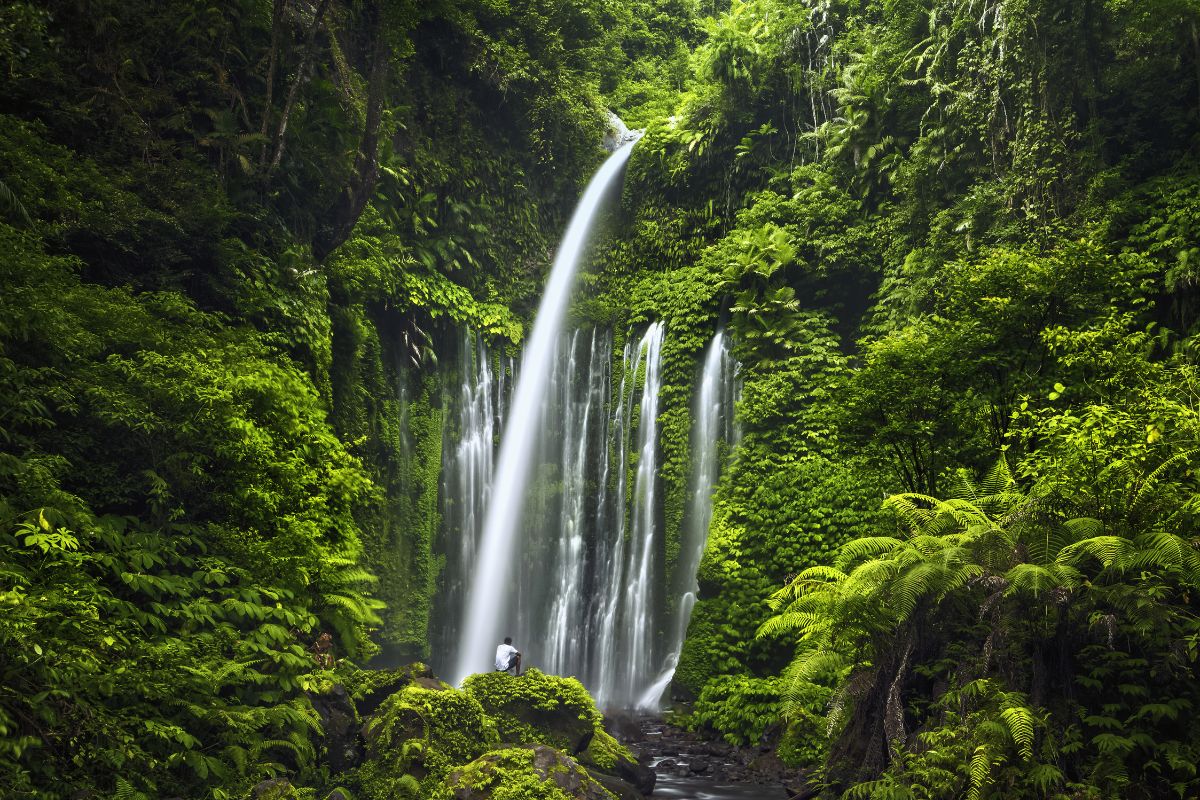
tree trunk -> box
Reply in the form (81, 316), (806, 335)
(313, 0), (390, 262)
(267, 0), (333, 174)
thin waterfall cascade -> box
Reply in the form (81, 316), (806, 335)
(615, 321), (667, 707)
(636, 330), (740, 711)
(432, 332), (513, 657)
(451, 141), (638, 686)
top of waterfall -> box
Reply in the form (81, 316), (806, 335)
(604, 111), (642, 152)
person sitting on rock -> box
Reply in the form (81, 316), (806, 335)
(494, 636), (522, 675)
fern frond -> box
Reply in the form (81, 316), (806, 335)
(756, 611), (828, 640)
(0, 179), (32, 227)
(1003, 563), (1062, 598)
(1128, 449), (1198, 521)
(884, 493), (941, 534)
(835, 536), (906, 569)
(1130, 531), (1200, 580)
(1000, 705), (1035, 759)
(967, 745), (993, 800)
(980, 456), (1015, 497)
(1056, 536), (1133, 570)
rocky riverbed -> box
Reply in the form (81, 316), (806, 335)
(604, 715), (813, 799)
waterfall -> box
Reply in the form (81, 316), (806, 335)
(433, 331), (509, 656)
(636, 330), (738, 711)
(619, 321), (666, 707)
(451, 141), (638, 684)
(541, 329), (609, 675)
(435, 323), (737, 711)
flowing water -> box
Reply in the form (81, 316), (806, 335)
(437, 135), (741, 711)
(451, 141), (638, 685)
(636, 330), (739, 710)
(434, 324), (739, 710)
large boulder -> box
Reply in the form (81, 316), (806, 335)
(608, 755), (655, 796)
(358, 684), (499, 798)
(585, 768), (643, 800)
(462, 670), (599, 754)
(461, 669), (652, 796)
(436, 745), (616, 800)
(345, 662), (437, 718)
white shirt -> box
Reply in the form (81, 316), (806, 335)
(494, 643), (519, 670)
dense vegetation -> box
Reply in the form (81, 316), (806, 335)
(599, 0), (1200, 797)
(2, 0), (1199, 798)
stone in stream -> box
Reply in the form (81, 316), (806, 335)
(587, 768), (645, 800)
(612, 753), (656, 794)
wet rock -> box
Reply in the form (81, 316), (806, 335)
(587, 768), (644, 800)
(604, 711), (646, 744)
(309, 683), (362, 773)
(613, 754), (656, 794)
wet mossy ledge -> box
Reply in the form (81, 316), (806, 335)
(287, 664), (653, 800)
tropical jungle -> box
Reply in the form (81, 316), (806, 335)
(1, 0), (1199, 798)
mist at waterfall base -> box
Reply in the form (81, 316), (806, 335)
(436, 139), (739, 711)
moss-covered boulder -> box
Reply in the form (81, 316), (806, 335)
(462, 670), (604, 754)
(342, 661), (438, 717)
(435, 745), (616, 800)
(358, 684), (499, 799)
(461, 669), (646, 788)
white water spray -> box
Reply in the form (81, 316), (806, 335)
(452, 141), (637, 684)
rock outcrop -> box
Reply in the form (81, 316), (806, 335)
(440, 745), (614, 800)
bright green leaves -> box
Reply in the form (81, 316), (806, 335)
(0, 226), (381, 797)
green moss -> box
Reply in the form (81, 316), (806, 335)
(358, 685), (499, 799)
(462, 669), (597, 747)
(580, 728), (627, 772)
(433, 746), (616, 800)
(338, 662), (437, 709)
(462, 669), (635, 772)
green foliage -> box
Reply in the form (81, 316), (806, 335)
(689, 675), (782, 746)
(761, 340), (1200, 794)
(462, 669), (634, 771)
(0, 226), (374, 797)
(358, 685), (498, 798)
(432, 746), (616, 800)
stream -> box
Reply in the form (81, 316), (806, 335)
(619, 717), (804, 800)
(651, 768), (790, 800)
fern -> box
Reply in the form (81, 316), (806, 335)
(113, 778), (152, 800)
(1000, 705), (1035, 759)
(0, 179), (32, 227)
(966, 745), (994, 800)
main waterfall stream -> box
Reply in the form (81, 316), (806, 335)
(437, 138), (739, 710)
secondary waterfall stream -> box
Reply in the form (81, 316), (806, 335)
(438, 137), (739, 709)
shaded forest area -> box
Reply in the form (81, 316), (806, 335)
(2, 0), (1200, 798)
